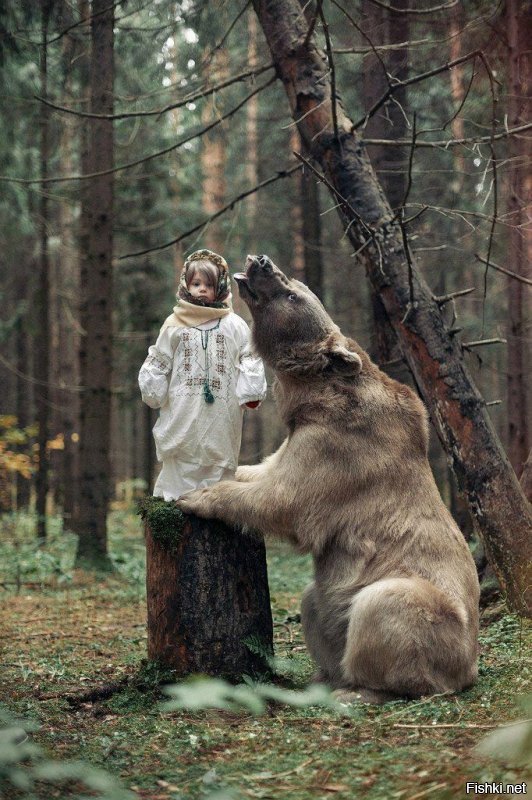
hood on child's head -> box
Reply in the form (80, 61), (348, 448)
(177, 248), (231, 307)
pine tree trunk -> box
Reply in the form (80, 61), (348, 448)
(252, 0), (532, 615)
(362, 0), (406, 366)
(71, 0), (90, 537)
(15, 268), (32, 509)
(506, 0), (531, 477)
(201, 49), (228, 254)
(57, 30), (80, 529)
(240, 10), (265, 465)
(75, 0), (115, 569)
(35, 4), (52, 541)
(290, 129), (306, 282)
(145, 513), (273, 677)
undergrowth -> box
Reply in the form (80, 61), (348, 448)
(0, 509), (530, 800)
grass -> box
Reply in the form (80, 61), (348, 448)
(0, 508), (530, 799)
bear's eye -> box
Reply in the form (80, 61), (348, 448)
(287, 293), (297, 302)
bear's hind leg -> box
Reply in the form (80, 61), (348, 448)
(341, 577), (475, 699)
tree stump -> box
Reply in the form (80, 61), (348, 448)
(141, 499), (274, 679)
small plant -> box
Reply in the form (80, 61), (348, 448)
(161, 675), (347, 716)
(0, 706), (135, 800)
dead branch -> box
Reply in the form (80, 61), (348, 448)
(362, 121), (532, 147)
(475, 254), (532, 286)
(463, 338), (507, 349)
(119, 163), (302, 259)
(434, 288), (475, 304)
(34, 62), (274, 121)
(365, 0), (459, 14)
(353, 50), (482, 131)
(205, 0), (251, 66)
(304, 0), (323, 47)
(2, 77), (275, 185)
(317, 4), (339, 141)
(331, 0), (389, 78)
(66, 679), (130, 706)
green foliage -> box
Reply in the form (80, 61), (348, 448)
(136, 495), (186, 551)
(0, 510), (145, 595)
(0, 706), (135, 800)
(476, 713), (532, 767)
(161, 676), (345, 716)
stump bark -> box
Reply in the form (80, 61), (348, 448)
(145, 512), (274, 679)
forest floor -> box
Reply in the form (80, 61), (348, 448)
(0, 509), (530, 800)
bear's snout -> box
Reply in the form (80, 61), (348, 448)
(246, 254), (274, 273)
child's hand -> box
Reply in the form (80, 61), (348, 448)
(244, 400), (260, 409)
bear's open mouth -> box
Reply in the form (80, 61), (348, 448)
(233, 256), (259, 301)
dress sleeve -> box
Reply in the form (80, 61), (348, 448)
(138, 326), (179, 409)
(235, 324), (267, 406)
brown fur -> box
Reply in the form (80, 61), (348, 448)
(178, 255), (480, 702)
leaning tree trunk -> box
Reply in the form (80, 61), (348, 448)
(143, 505), (273, 678)
(252, 0), (532, 616)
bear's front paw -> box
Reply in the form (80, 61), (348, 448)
(235, 465), (256, 482)
(176, 488), (216, 519)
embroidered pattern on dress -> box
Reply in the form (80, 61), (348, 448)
(216, 333), (226, 374)
(146, 352), (172, 374)
(173, 325), (234, 402)
(182, 332), (193, 373)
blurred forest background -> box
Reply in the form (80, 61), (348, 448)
(0, 0), (530, 564)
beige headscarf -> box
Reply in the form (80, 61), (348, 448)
(162, 249), (234, 330)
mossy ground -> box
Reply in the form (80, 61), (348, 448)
(0, 509), (530, 799)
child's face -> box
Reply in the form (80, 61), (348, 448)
(187, 269), (216, 303)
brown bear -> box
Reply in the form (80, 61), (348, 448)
(178, 254), (480, 702)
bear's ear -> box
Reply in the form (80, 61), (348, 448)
(326, 338), (362, 376)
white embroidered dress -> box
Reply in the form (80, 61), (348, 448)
(139, 313), (267, 500)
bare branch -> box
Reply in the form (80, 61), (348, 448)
(353, 50), (483, 131)
(476, 51), (499, 327)
(293, 151), (377, 241)
(34, 63), (274, 121)
(364, 0), (459, 14)
(317, 4), (339, 141)
(1, 77), (275, 185)
(434, 287), (475, 305)
(303, 0), (323, 47)
(475, 255), (532, 287)
(331, 0), (388, 77)
(204, 1), (251, 66)
(119, 164), (303, 260)
(463, 338), (507, 349)
(362, 121), (532, 147)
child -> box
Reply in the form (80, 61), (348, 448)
(139, 249), (267, 500)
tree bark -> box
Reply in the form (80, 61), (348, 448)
(35, 2), (52, 541)
(145, 514), (273, 677)
(57, 27), (80, 529)
(15, 266), (32, 510)
(75, 0), (115, 569)
(252, 0), (532, 616)
(521, 451), (532, 504)
(201, 48), (228, 254)
(506, 0), (531, 477)
(362, 0), (407, 365)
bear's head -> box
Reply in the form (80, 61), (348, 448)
(234, 255), (362, 378)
